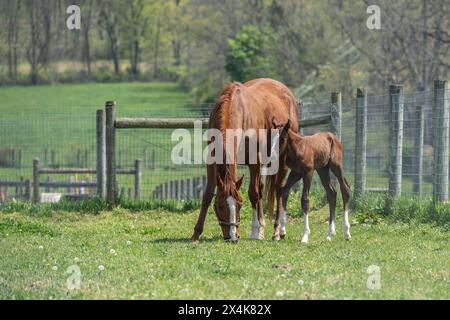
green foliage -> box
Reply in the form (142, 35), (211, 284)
(225, 25), (275, 82)
(351, 192), (450, 230)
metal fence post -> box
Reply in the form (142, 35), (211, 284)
(96, 109), (106, 198)
(32, 158), (40, 203)
(413, 105), (424, 196)
(388, 84), (404, 198)
(433, 80), (449, 202)
(354, 88), (367, 198)
(105, 101), (117, 207)
(330, 91), (342, 139)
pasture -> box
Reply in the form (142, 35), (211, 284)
(0, 192), (448, 299)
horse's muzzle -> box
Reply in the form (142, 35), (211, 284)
(224, 235), (240, 243)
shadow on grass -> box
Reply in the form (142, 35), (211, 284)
(150, 235), (224, 244)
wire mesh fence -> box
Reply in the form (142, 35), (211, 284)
(0, 84), (449, 203)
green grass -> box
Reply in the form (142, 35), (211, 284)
(0, 193), (448, 300)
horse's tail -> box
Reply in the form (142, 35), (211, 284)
(266, 173), (277, 221)
(343, 176), (351, 190)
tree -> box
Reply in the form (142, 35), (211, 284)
(120, 0), (149, 76)
(225, 25), (274, 82)
(25, 0), (53, 84)
(99, 0), (122, 75)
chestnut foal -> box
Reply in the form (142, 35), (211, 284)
(272, 118), (351, 243)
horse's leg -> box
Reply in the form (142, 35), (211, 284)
(191, 164), (216, 242)
(257, 176), (265, 240)
(331, 163), (351, 240)
(300, 170), (313, 243)
(317, 167), (337, 241)
(249, 165), (263, 240)
(273, 169), (301, 241)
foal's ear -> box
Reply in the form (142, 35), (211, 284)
(283, 120), (291, 133)
(272, 116), (282, 129)
(235, 175), (245, 190)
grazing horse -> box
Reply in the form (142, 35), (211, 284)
(191, 78), (300, 242)
(271, 118), (351, 243)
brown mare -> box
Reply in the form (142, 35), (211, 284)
(191, 78), (299, 242)
(272, 118), (351, 243)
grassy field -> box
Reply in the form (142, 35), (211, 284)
(0, 195), (448, 300)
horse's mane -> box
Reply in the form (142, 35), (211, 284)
(209, 82), (242, 199)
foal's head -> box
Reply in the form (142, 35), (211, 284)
(214, 173), (244, 242)
(272, 117), (291, 152)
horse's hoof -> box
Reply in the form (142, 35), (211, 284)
(326, 236), (332, 241)
(344, 235), (352, 241)
(280, 234), (286, 240)
(272, 235), (281, 241)
(301, 237), (309, 244)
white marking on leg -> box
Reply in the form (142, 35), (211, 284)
(250, 208), (260, 239)
(281, 209), (287, 236)
(343, 210), (351, 240)
(301, 213), (310, 243)
(326, 219), (335, 241)
(226, 196), (238, 241)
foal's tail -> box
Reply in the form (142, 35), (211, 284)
(266, 173), (276, 221)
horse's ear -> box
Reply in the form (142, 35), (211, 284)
(216, 174), (225, 189)
(235, 175), (244, 190)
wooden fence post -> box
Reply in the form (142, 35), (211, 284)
(84, 149), (88, 168)
(330, 92), (342, 139)
(51, 149), (56, 167)
(170, 180), (175, 199)
(388, 84), (404, 198)
(105, 101), (117, 207)
(433, 80), (449, 202)
(164, 182), (169, 200)
(413, 105), (424, 196)
(44, 148), (48, 166)
(151, 150), (156, 170)
(354, 88), (367, 198)
(134, 159), (141, 200)
(32, 158), (40, 203)
(96, 109), (106, 198)
(144, 148), (148, 168)
(25, 179), (32, 201)
(18, 149), (22, 168)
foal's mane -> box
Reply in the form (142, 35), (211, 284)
(209, 82), (242, 199)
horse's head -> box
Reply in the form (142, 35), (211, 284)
(214, 174), (244, 242)
(272, 117), (291, 151)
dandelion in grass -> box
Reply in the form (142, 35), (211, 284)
(127, 240), (132, 246)
(98, 265), (105, 272)
(298, 280), (304, 286)
(52, 265), (58, 271)
(38, 245), (44, 250)
(275, 290), (284, 297)
(110, 249), (117, 256)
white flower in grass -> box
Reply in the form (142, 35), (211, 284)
(38, 245), (44, 250)
(127, 240), (132, 246)
(275, 290), (284, 297)
(110, 249), (117, 256)
(298, 280), (304, 286)
(98, 265), (105, 272)
(52, 265), (58, 271)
